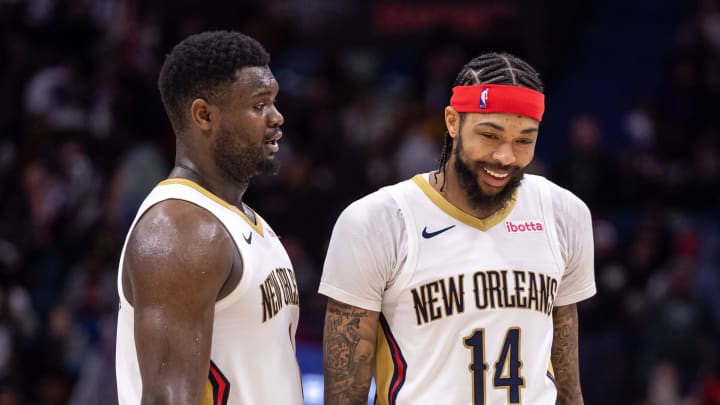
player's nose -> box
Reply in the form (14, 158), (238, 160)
(268, 104), (284, 128)
(492, 142), (516, 166)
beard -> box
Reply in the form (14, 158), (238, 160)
(453, 135), (525, 216)
(213, 126), (279, 184)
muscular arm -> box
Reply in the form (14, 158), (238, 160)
(551, 304), (584, 405)
(323, 298), (379, 405)
(124, 201), (233, 405)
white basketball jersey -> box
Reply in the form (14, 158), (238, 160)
(319, 173), (596, 405)
(116, 178), (303, 405)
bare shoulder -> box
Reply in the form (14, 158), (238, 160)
(128, 199), (232, 254)
(123, 199), (234, 304)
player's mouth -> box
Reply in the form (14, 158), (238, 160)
(263, 131), (282, 153)
(480, 166), (511, 187)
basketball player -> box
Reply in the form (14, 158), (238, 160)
(115, 31), (303, 404)
(319, 53), (596, 404)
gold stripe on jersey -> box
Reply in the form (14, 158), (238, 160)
(375, 323), (393, 405)
(157, 178), (264, 236)
(411, 174), (517, 231)
(547, 360), (555, 382)
(201, 380), (214, 405)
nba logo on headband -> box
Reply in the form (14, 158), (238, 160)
(479, 87), (489, 109)
(451, 84), (545, 121)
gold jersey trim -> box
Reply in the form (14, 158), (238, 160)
(158, 178), (264, 236)
(411, 174), (517, 231)
(375, 323), (393, 405)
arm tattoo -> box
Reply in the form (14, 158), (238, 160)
(552, 304), (584, 405)
(324, 300), (376, 405)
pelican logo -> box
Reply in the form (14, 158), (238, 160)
(479, 87), (489, 109)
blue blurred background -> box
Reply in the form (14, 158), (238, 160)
(0, 0), (719, 403)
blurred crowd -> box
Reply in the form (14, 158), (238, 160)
(0, 0), (718, 404)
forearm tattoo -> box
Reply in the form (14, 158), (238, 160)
(552, 304), (584, 405)
(324, 301), (376, 405)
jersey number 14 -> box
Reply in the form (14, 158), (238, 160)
(464, 328), (525, 404)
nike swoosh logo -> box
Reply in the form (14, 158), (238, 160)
(242, 232), (252, 244)
(422, 225), (456, 239)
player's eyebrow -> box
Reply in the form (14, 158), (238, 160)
(250, 89), (275, 98)
(475, 122), (505, 131)
(474, 122), (538, 134)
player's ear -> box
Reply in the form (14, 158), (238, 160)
(190, 98), (214, 132)
(445, 106), (460, 139)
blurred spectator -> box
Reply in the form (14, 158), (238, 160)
(393, 118), (441, 180)
(701, 355), (720, 405)
(552, 114), (616, 212)
(104, 134), (167, 237)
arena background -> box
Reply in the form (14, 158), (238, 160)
(0, 0), (719, 403)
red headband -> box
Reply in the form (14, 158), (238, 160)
(450, 84), (545, 121)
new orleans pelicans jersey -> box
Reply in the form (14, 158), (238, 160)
(116, 179), (303, 405)
(319, 173), (596, 404)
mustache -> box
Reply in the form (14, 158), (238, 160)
(264, 128), (282, 141)
(265, 128), (282, 139)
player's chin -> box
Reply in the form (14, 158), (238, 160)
(477, 183), (504, 196)
(257, 158), (280, 175)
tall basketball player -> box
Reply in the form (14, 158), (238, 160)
(115, 31), (303, 404)
(319, 53), (596, 405)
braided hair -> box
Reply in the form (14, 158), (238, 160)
(436, 52), (544, 183)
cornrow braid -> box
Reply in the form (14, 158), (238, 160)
(435, 52), (544, 189)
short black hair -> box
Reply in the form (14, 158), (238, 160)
(158, 30), (270, 132)
(437, 52), (544, 176)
